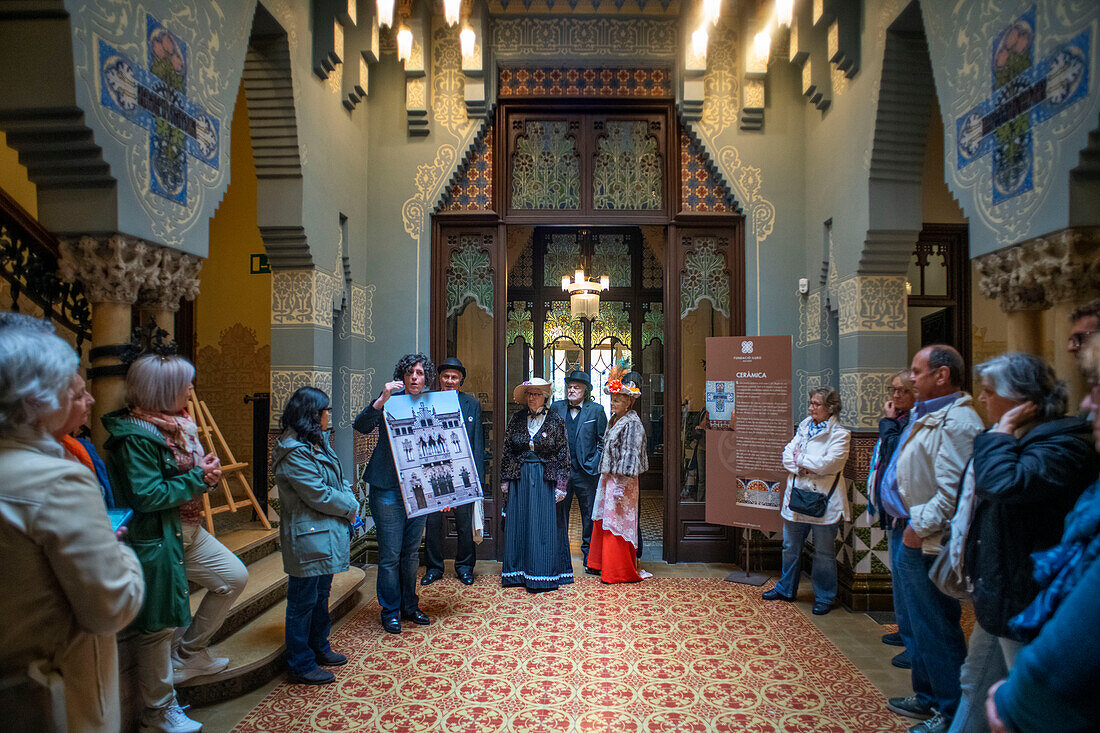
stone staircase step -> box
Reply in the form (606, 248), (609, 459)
(176, 566), (366, 707)
(191, 551), (288, 646)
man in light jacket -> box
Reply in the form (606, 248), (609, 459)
(878, 345), (984, 733)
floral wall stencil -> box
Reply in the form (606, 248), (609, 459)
(511, 121), (581, 210)
(593, 121), (662, 210)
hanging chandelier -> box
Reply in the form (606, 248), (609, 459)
(562, 269), (609, 321)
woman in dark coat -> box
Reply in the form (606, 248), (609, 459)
(354, 353), (435, 634)
(501, 378), (573, 591)
(272, 387), (360, 685)
(947, 352), (1099, 732)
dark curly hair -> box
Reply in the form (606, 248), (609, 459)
(393, 353), (436, 389)
(280, 386), (330, 446)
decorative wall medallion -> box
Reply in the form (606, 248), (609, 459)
(97, 15), (220, 205)
(954, 6), (1090, 205)
(680, 237), (731, 319)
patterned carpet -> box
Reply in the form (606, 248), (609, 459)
(231, 577), (908, 732)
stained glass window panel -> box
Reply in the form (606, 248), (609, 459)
(445, 235), (493, 317)
(591, 300), (631, 349)
(680, 237), (731, 318)
(543, 232), (582, 287)
(593, 121), (662, 211)
(511, 121), (581, 210)
(591, 233), (631, 288)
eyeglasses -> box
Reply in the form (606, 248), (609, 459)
(321, 407), (333, 413)
(889, 386), (912, 394)
(1069, 331), (1096, 348)
(807, 401), (825, 408)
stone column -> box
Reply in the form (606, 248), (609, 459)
(136, 248), (203, 340)
(1004, 309), (1044, 354)
(60, 235), (160, 445)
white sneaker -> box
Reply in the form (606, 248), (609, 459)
(139, 704), (203, 733)
(172, 648), (230, 683)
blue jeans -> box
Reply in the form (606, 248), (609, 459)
(775, 520), (839, 604)
(889, 529), (967, 721)
(284, 574), (333, 675)
(368, 486), (427, 620)
(887, 527), (926, 706)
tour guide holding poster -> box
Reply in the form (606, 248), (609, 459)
(421, 357), (484, 586)
(550, 370), (608, 568)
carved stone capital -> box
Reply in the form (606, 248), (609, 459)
(59, 234), (161, 305)
(975, 227), (1100, 312)
(139, 248), (204, 311)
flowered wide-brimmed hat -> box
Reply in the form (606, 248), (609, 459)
(603, 366), (641, 398)
(513, 377), (553, 404)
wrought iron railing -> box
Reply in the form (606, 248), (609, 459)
(0, 186), (91, 349)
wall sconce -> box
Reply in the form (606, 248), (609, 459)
(703, 0), (721, 26)
(776, 0), (793, 27)
(443, 0), (461, 27)
(459, 25), (476, 58)
(753, 30), (771, 65)
(691, 26), (709, 64)
(376, 0), (394, 28)
(562, 269), (609, 321)
(397, 26), (413, 63)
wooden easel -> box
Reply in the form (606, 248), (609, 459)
(187, 393), (271, 536)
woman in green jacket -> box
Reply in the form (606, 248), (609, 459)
(104, 355), (235, 733)
(271, 386), (360, 685)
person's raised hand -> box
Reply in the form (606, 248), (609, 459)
(884, 400), (897, 419)
(996, 402), (1038, 434)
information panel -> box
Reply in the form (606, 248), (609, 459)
(704, 336), (792, 533)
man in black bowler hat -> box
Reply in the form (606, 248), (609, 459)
(550, 369), (608, 567)
(421, 357), (483, 586)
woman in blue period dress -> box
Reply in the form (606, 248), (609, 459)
(762, 387), (851, 615)
(501, 378), (573, 592)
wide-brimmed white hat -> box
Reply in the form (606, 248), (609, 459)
(513, 377), (552, 404)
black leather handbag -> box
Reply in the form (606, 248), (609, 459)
(787, 473), (841, 518)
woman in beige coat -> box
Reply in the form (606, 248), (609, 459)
(0, 323), (145, 731)
(762, 387), (851, 615)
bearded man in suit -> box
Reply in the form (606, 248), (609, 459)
(550, 370), (607, 567)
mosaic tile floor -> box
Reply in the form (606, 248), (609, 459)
(231, 577), (909, 732)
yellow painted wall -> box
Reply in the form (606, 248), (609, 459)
(195, 85), (271, 469)
(0, 131), (37, 217)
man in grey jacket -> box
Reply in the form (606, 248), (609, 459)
(879, 345), (984, 733)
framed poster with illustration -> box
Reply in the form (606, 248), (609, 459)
(383, 390), (483, 519)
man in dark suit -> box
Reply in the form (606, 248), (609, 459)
(422, 357), (484, 586)
(550, 370), (607, 566)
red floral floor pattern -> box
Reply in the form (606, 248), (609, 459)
(232, 577), (908, 732)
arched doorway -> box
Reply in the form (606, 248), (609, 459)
(432, 97), (745, 563)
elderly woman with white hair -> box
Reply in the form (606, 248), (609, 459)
(103, 355), (248, 733)
(0, 323), (145, 731)
(501, 377), (572, 592)
(943, 352), (1099, 733)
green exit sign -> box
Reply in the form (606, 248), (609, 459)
(250, 253), (270, 274)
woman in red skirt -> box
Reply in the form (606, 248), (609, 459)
(587, 367), (652, 583)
